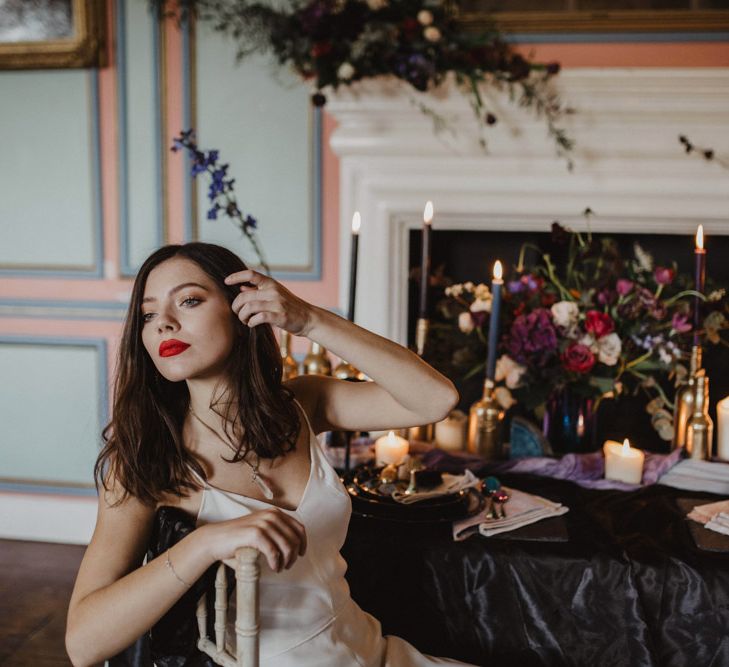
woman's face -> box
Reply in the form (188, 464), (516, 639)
(140, 257), (238, 383)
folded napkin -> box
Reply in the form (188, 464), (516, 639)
(452, 486), (568, 541)
(391, 469), (481, 504)
(660, 460), (729, 495)
(687, 498), (729, 536)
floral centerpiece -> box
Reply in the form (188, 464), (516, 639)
(436, 218), (728, 449)
(152, 0), (573, 165)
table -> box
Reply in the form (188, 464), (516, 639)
(341, 473), (729, 667)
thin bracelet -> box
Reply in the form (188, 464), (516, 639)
(165, 548), (192, 588)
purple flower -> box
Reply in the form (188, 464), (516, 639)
(671, 312), (692, 333)
(654, 266), (675, 286)
(507, 280), (524, 294)
(616, 279), (634, 296)
(506, 308), (558, 366)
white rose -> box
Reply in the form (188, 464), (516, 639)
(550, 301), (579, 329)
(579, 333), (599, 353)
(597, 332), (622, 366)
(417, 9), (434, 25)
(495, 354), (527, 389)
(463, 281), (475, 292)
(474, 283), (491, 300)
(458, 311), (474, 334)
(337, 62), (355, 81)
(494, 386), (516, 411)
(366, 0), (388, 9)
(470, 298), (491, 314)
(423, 26), (441, 42)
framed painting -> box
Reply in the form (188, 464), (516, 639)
(0, 0), (106, 69)
(454, 1), (729, 34)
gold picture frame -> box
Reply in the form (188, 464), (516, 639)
(0, 0), (106, 70)
(453, 4), (729, 34)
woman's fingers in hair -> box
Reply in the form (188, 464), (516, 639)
(224, 269), (266, 288)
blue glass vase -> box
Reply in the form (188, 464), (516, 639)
(542, 387), (598, 454)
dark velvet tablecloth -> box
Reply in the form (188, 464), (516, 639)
(113, 473), (729, 667)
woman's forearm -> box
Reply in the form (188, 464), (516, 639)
(304, 306), (458, 422)
(66, 527), (212, 667)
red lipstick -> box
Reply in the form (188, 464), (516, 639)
(159, 339), (190, 357)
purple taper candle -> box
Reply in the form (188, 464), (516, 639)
(418, 201), (433, 319)
(694, 224), (706, 346)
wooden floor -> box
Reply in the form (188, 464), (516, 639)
(0, 539), (86, 666)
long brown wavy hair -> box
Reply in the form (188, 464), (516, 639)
(95, 242), (300, 506)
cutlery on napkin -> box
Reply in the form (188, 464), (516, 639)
(452, 487), (569, 541)
(687, 499), (729, 536)
(391, 469), (481, 504)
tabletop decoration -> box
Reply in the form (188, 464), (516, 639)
(603, 438), (644, 485)
(171, 129), (269, 273)
(416, 201), (434, 357)
(718, 396), (729, 461)
(153, 0), (573, 164)
(437, 216), (728, 453)
(279, 331), (299, 381)
(686, 374), (713, 460)
(434, 410), (467, 451)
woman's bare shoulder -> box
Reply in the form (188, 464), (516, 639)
(284, 374), (321, 424)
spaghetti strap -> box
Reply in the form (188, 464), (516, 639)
(292, 397), (316, 441)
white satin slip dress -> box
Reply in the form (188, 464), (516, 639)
(192, 399), (476, 667)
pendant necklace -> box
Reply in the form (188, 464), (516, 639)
(188, 405), (275, 500)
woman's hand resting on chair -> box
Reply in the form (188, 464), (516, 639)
(201, 508), (307, 572)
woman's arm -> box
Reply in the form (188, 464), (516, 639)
(66, 476), (306, 667)
(227, 270), (459, 433)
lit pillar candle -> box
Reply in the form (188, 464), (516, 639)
(347, 211), (361, 322)
(375, 430), (409, 466)
(717, 396), (729, 462)
(485, 260), (503, 381)
(435, 411), (467, 451)
(603, 439), (645, 485)
(694, 224), (706, 346)
(418, 201), (433, 319)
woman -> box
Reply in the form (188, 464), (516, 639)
(66, 242), (474, 666)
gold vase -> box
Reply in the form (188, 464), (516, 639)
(673, 345), (702, 450)
(303, 342), (331, 376)
(467, 380), (505, 460)
(686, 374), (713, 460)
(280, 331), (299, 381)
(408, 423), (435, 442)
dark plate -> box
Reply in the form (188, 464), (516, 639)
(343, 469), (486, 523)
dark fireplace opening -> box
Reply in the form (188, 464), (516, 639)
(408, 229), (729, 453)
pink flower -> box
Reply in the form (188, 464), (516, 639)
(654, 266), (675, 286)
(671, 312), (692, 333)
(561, 343), (596, 374)
(616, 279), (634, 296)
(584, 310), (615, 338)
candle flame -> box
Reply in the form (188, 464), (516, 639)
(387, 430), (396, 443)
(423, 201), (433, 225)
(493, 260), (503, 281)
(352, 211), (361, 234)
(696, 224), (704, 250)
(622, 438), (631, 453)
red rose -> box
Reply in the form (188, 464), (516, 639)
(654, 266), (675, 286)
(584, 310), (614, 338)
(310, 41), (332, 58)
(561, 343), (595, 374)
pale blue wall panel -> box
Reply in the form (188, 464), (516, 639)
(0, 343), (102, 486)
(194, 26), (314, 272)
(0, 70), (96, 269)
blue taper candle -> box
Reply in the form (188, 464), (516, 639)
(485, 260), (503, 381)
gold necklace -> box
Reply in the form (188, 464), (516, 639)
(188, 405), (274, 500)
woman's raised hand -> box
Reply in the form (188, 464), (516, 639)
(203, 508), (307, 572)
(225, 269), (314, 336)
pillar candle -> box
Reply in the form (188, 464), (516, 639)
(435, 411), (467, 451)
(418, 201), (433, 319)
(374, 431), (409, 466)
(485, 260), (503, 381)
(603, 439), (645, 485)
(717, 396), (729, 462)
(348, 212), (360, 322)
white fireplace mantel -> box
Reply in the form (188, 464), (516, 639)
(326, 69), (729, 345)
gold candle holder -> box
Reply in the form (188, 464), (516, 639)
(467, 379), (505, 460)
(686, 374), (713, 460)
(333, 360), (366, 381)
(408, 423), (435, 442)
(673, 345), (702, 450)
(415, 317), (429, 357)
(280, 331), (299, 381)
(303, 342), (331, 376)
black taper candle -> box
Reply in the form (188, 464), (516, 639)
(418, 202), (433, 319)
(348, 212), (361, 322)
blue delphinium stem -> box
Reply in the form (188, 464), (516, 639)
(171, 129), (270, 274)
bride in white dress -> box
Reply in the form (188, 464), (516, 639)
(65, 242), (476, 667)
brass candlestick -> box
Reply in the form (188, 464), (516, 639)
(467, 379), (505, 460)
(303, 342), (331, 376)
(280, 331), (299, 381)
(673, 345), (702, 450)
(686, 374), (713, 460)
(333, 360), (366, 381)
